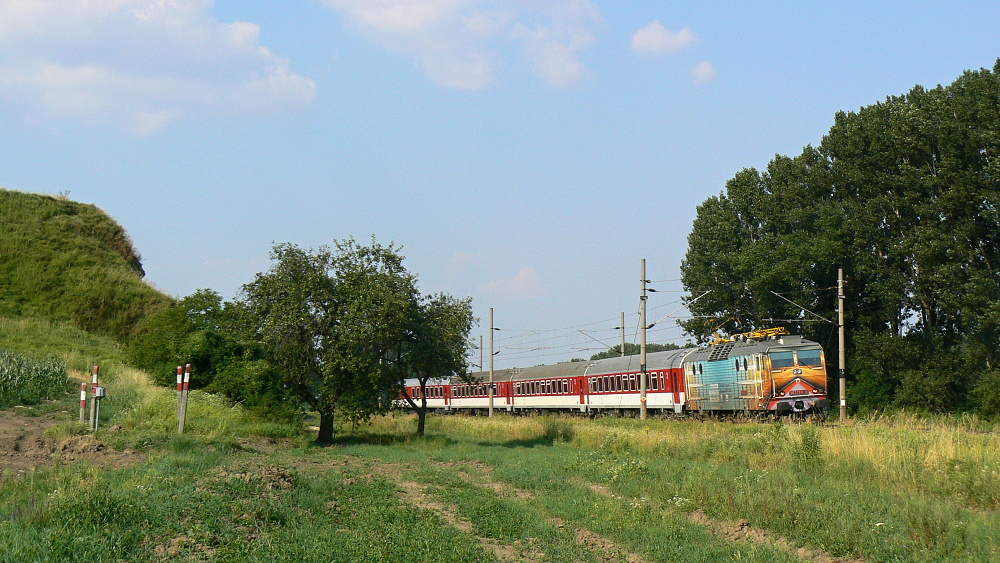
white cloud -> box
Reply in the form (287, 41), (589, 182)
(0, 0), (316, 134)
(630, 21), (695, 54)
(447, 251), (481, 276)
(481, 268), (546, 299)
(322, 0), (601, 89)
(691, 61), (716, 84)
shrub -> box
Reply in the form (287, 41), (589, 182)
(0, 350), (69, 407)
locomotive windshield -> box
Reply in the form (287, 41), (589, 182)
(797, 348), (823, 366)
(769, 351), (795, 368)
(769, 348), (823, 369)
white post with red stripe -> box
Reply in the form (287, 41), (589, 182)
(79, 382), (88, 424)
(89, 366), (99, 431)
(176, 366), (183, 433)
(178, 364), (191, 434)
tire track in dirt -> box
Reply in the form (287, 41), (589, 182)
(326, 458), (527, 562)
(441, 460), (648, 563)
(574, 477), (864, 563)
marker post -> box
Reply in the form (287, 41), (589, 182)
(176, 366), (183, 433)
(79, 382), (88, 424)
(178, 364), (191, 434)
(89, 366), (99, 431)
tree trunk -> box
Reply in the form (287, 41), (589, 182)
(317, 409), (335, 444)
(417, 408), (426, 437)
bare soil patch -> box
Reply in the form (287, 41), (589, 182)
(0, 408), (144, 477)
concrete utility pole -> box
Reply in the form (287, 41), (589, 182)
(489, 307), (494, 417)
(479, 335), (484, 373)
(640, 259), (648, 420)
(838, 269), (847, 420)
(620, 312), (626, 357)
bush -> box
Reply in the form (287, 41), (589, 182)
(0, 350), (69, 407)
(972, 370), (1000, 417)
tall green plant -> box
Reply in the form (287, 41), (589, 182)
(0, 350), (69, 407)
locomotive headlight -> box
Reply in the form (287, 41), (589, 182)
(793, 368), (803, 375)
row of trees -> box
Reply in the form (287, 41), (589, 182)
(128, 239), (475, 441)
(681, 60), (1000, 414)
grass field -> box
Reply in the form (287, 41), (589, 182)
(2, 384), (999, 563)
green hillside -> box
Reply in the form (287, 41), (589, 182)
(0, 189), (171, 342)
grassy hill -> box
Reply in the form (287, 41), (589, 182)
(0, 189), (171, 342)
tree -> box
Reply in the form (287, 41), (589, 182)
(681, 60), (1000, 413)
(393, 293), (475, 436)
(238, 239), (416, 443)
(127, 289), (239, 388)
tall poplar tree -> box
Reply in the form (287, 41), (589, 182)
(682, 60), (1000, 413)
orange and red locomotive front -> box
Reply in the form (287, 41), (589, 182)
(682, 331), (829, 414)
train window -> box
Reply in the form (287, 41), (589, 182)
(769, 351), (795, 369)
(651, 374), (658, 391)
(797, 349), (823, 366)
(698, 363), (703, 375)
(743, 358), (748, 371)
(735, 359), (740, 371)
(630, 374), (636, 391)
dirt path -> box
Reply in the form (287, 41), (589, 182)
(0, 408), (144, 477)
(575, 477), (864, 563)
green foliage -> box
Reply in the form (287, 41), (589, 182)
(589, 341), (681, 360)
(394, 292), (476, 435)
(0, 317), (125, 373)
(0, 350), (69, 407)
(0, 189), (171, 341)
(682, 60), (1000, 413)
(238, 239), (418, 442)
(971, 370), (1000, 417)
(127, 289), (238, 387)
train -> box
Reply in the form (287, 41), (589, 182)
(402, 328), (830, 416)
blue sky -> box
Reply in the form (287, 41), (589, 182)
(1, 1), (998, 368)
